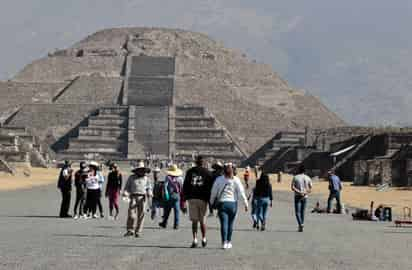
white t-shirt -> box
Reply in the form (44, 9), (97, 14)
(86, 175), (100, 190)
(292, 174), (312, 198)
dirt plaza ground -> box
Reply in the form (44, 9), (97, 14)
(0, 168), (412, 269)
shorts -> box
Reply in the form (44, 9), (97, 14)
(188, 199), (208, 222)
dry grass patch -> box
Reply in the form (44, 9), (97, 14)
(0, 167), (60, 191)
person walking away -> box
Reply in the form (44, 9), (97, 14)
(254, 174), (273, 231)
(73, 161), (88, 219)
(209, 161), (223, 216)
(327, 171), (343, 214)
(183, 156), (213, 248)
(159, 164), (183, 230)
(210, 163), (248, 250)
(151, 166), (163, 220)
(291, 165), (312, 232)
(123, 161), (152, 237)
(57, 160), (73, 218)
(106, 163), (122, 220)
(95, 163), (105, 218)
(243, 166), (251, 189)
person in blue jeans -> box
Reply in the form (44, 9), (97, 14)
(210, 163), (248, 250)
(291, 165), (312, 232)
(254, 174), (273, 231)
(327, 171), (343, 213)
(159, 165), (183, 230)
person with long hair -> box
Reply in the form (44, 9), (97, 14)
(253, 173), (273, 231)
(106, 163), (122, 220)
(85, 161), (101, 219)
(210, 163), (248, 250)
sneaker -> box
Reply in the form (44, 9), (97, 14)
(92, 214), (99, 219)
(256, 225), (260, 230)
(173, 225), (179, 230)
(190, 240), (198, 248)
(159, 222), (167, 228)
(73, 215), (79, 220)
(253, 221), (257, 229)
(201, 239), (207, 248)
(298, 225), (304, 232)
(227, 242), (232, 249)
(124, 231), (134, 237)
(81, 214), (88, 219)
(222, 242), (228, 250)
(261, 224), (266, 231)
(114, 215), (119, 221)
(135, 232), (140, 238)
(100, 214), (104, 219)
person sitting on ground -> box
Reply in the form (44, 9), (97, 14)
(253, 173), (273, 231)
(311, 201), (327, 213)
(106, 163), (122, 220)
(123, 161), (152, 238)
(159, 164), (183, 230)
(183, 156), (213, 248)
(210, 163), (248, 250)
(57, 160), (73, 218)
(327, 170), (343, 214)
(73, 161), (88, 219)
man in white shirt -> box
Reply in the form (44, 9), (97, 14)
(291, 165), (312, 232)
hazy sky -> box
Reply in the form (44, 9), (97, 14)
(1, 0), (412, 125)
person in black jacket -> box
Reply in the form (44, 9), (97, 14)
(73, 161), (88, 219)
(105, 163), (122, 220)
(57, 160), (73, 218)
(183, 156), (213, 248)
(254, 173), (273, 231)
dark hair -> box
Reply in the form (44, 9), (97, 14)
(195, 156), (204, 166)
(297, 165), (306, 174)
(255, 173), (270, 194)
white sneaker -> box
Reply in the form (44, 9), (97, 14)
(227, 242), (232, 249)
(92, 214), (99, 219)
(222, 242), (228, 250)
(73, 215), (79, 220)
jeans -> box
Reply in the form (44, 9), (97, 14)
(162, 198), (180, 227)
(59, 188), (71, 217)
(151, 199), (163, 220)
(73, 188), (86, 216)
(327, 190), (342, 213)
(218, 202), (238, 243)
(256, 197), (270, 225)
(294, 196), (307, 227)
(251, 199), (258, 223)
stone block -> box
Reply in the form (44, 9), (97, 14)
(129, 56), (175, 76)
(127, 77), (174, 106)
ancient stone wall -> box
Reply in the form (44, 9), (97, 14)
(13, 56), (124, 82)
(7, 104), (99, 143)
(54, 75), (122, 104)
(134, 106), (169, 156)
(127, 77), (173, 106)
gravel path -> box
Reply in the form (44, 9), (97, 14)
(0, 183), (411, 270)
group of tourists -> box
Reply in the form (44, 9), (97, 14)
(58, 156), (335, 249)
(57, 160), (122, 219)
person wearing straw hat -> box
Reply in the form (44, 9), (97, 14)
(159, 164), (183, 230)
(123, 161), (152, 237)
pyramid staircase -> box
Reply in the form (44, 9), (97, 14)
(242, 131), (305, 168)
(57, 106), (129, 161)
(174, 105), (246, 163)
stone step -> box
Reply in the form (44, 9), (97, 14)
(175, 128), (225, 139)
(175, 117), (215, 128)
(98, 106), (129, 116)
(57, 151), (126, 161)
(0, 126), (27, 136)
(64, 147), (124, 154)
(175, 106), (205, 117)
(68, 138), (126, 150)
(88, 117), (127, 128)
(0, 150), (29, 162)
(175, 140), (234, 152)
(175, 150), (243, 163)
(79, 126), (127, 138)
(0, 135), (18, 145)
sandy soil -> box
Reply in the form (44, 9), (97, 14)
(0, 167), (60, 191)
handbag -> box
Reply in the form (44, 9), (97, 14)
(211, 183), (228, 210)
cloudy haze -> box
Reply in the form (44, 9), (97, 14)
(1, 0), (412, 125)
